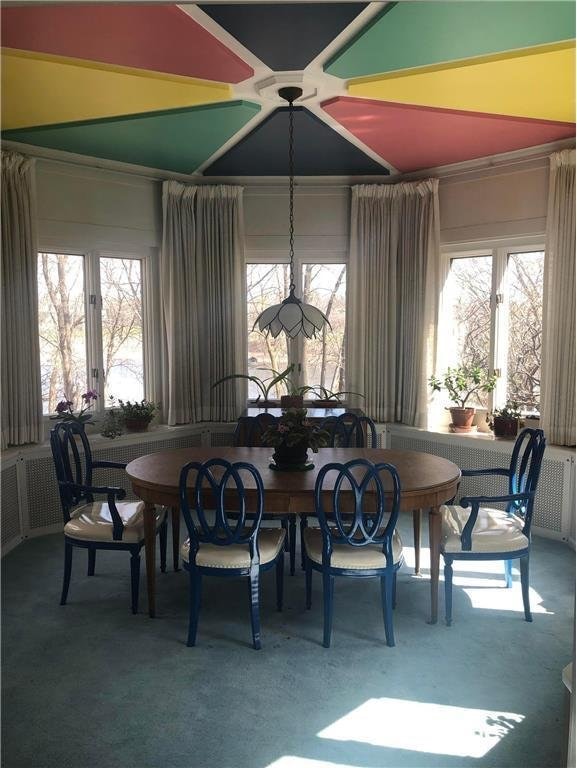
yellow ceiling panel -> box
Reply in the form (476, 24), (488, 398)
(1, 49), (232, 129)
(348, 44), (575, 123)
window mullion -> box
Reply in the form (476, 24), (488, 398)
(85, 252), (104, 410)
(491, 248), (508, 409)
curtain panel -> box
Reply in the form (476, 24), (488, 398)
(541, 149), (576, 447)
(347, 180), (440, 427)
(160, 182), (246, 424)
(1, 152), (43, 449)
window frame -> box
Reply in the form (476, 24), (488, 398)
(37, 246), (153, 418)
(440, 236), (545, 415)
(246, 250), (348, 393)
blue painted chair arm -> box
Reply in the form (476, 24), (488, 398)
(458, 492), (533, 550)
(60, 481), (127, 540)
(92, 460), (127, 470)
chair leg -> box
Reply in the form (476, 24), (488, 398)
(444, 557), (453, 626)
(520, 555), (532, 622)
(60, 541), (73, 605)
(300, 515), (308, 570)
(130, 552), (141, 615)
(413, 509), (421, 575)
(276, 552), (284, 612)
(305, 553), (312, 610)
(187, 569), (202, 647)
(171, 507), (180, 572)
(322, 571), (335, 648)
(248, 568), (261, 650)
(380, 573), (395, 647)
(281, 518), (289, 551)
(159, 513), (168, 574)
(87, 548), (96, 577)
(289, 516), (296, 576)
(504, 559), (513, 588)
(392, 571), (397, 610)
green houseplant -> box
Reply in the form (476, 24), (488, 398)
(117, 398), (160, 432)
(261, 407), (330, 469)
(213, 365), (295, 406)
(311, 386), (364, 407)
(429, 365), (497, 432)
(490, 401), (521, 439)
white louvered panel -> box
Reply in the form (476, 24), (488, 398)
(1, 461), (21, 549)
(389, 432), (567, 535)
(210, 428), (236, 447)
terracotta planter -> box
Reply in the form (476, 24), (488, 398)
(280, 395), (304, 409)
(124, 418), (151, 432)
(493, 416), (519, 439)
(449, 407), (475, 432)
(273, 441), (309, 468)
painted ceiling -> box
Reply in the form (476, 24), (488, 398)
(1, 2), (575, 179)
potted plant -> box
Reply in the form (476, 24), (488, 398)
(490, 401), (521, 439)
(213, 365), (294, 406)
(51, 390), (98, 426)
(117, 398), (160, 432)
(311, 386), (365, 407)
(99, 397), (125, 439)
(260, 407), (330, 470)
(429, 365), (497, 433)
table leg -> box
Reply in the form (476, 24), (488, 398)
(428, 505), (441, 624)
(143, 503), (157, 618)
(171, 507), (180, 572)
(412, 509), (421, 575)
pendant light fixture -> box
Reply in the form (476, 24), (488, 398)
(253, 87), (331, 339)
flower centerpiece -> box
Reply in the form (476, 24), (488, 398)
(261, 407), (330, 470)
(51, 390), (98, 425)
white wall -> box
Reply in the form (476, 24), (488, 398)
(34, 154), (551, 255)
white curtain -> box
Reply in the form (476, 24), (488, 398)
(541, 149), (576, 447)
(347, 180), (440, 426)
(1, 152), (43, 448)
(160, 182), (246, 424)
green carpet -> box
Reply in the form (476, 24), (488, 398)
(2, 516), (574, 768)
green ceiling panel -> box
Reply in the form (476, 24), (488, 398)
(325, 1), (576, 79)
(3, 101), (261, 174)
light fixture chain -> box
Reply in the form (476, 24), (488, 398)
(288, 100), (295, 293)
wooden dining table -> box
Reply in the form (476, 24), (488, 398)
(126, 446), (460, 622)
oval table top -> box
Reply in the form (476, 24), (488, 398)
(126, 446), (460, 513)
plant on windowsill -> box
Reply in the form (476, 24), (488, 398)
(429, 365), (497, 433)
(310, 386), (365, 407)
(51, 390), (98, 426)
(213, 365), (296, 407)
(99, 397), (125, 439)
(490, 401), (522, 439)
(116, 398), (160, 432)
(261, 407), (330, 470)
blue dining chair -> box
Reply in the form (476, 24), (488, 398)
(50, 421), (167, 613)
(303, 459), (404, 647)
(179, 458), (285, 650)
(441, 428), (546, 625)
(234, 414), (297, 576)
(320, 412), (378, 448)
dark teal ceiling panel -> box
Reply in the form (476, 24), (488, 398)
(200, 3), (368, 70)
(203, 106), (388, 176)
(3, 101), (261, 174)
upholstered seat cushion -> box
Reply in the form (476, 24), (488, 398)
(303, 527), (403, 569)
(64, 501), (164, 543)
(441, 504), (528, 554)
(181, 528), (286, 569)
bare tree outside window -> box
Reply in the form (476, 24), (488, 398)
(38, 253), (87, 414)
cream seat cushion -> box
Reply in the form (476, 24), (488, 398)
(181, 528), (286, 569)
(64, 501), (164, 544)
(303, 527), (403, 569)
(441, 504), (528, 554)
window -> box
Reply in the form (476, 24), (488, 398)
(444, 244), (544, 413)
(246, 260), (347, 399)
(38, 251), (144, 415)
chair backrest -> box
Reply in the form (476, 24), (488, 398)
(507, 427), (547, 517)
(50, 421), (94, 521)
(314, 459), (401, 565)
(179, 459), (265, 564)
(321, 413), (378, 448)
(233, 413), (278, 447)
